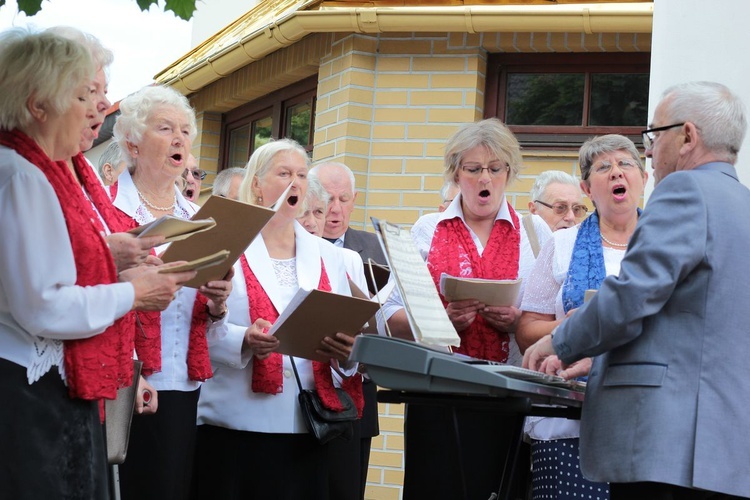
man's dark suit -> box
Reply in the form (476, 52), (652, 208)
(329, 227), (386, 500)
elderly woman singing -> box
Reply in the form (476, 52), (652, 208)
(193, 139), (361, 499)
(0, 28), (189, 499)
(111, 85), (233, 500)
(517, 134), (648, 500)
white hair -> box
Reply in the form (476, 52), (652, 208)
(0, 27), (94, 131)
(530, 170), (580, 202)
(212, 167), (245, 197)
(113, 85), (197, 168)
(309, 161), (357, 193)
(662, 81), (747, 163)
(238, 138), (310, 204)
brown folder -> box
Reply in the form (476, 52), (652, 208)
(270, 288), (381, 362)
(160, 196), (274, 288)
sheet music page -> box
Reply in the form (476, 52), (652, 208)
(372, 218), (460, 348)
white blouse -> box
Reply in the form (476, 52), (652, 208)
(0, 147), (134, 383)
(520, 224), (625, 440)
(380, 195), (552, 366)
(112, 169), (225, 392)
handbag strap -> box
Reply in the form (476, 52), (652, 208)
(289, 356), (304, 393)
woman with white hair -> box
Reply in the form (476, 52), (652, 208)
(193, 139), (361, 498)
(0, 28), (188, 498)
(112, 84), (233, 500)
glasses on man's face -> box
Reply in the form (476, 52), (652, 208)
(459, 162), (509, 178)
(183, 168), (207, 181)
(641, 122), (685, 150)
(534, 200), (588, 218)
(589, 159), (640, 177)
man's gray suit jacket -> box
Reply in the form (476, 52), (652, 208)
(553, 162), (750, 498)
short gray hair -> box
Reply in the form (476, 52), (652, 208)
(238, 138), (310, 204)
(309, 161), (357, 194)
(97, 141), (122, 178)
(0, 27), (94, 131)
(45, 26), (113, 73)
(303, 175), (329, 213)
(578, 134), (643, 182)
(212, 167), (245, 197)
(530, 170), (579, 202)
(444, 118), (523, 185)
(113, 85), (197, 168)
(661, 81), (747, 163)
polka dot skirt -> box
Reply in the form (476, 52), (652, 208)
(531, 438), (609, 500)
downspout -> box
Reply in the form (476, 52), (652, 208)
(157, 3), (653, 95)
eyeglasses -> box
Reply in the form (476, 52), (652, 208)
(589, 159), (640, 177)
(534, 200), (589, 218)
(183, 168), (207, 181)
(641, 123), (685, 150)
(459, 162), (509, 177)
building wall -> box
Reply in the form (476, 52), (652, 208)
(186, 28), (650, 499)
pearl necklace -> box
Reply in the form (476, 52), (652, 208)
(600, 232), (629, 248)
(135, 186), (176, 212)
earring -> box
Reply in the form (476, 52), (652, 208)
(258, 196), (263, 203)
(134, 148), (138, 155)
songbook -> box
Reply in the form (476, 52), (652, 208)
(158, 249), (230, 274)
(269, 288), (381, 362)
(584, 289), (597, 303)
(371, 218), (460, 349)
(349, 279), (380, 335)
(439, 273), (522, 307)
(128, 215), (216, 243)
(160, 196), (274, 288)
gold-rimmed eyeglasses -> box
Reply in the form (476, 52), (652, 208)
(534, 200), (589, 218)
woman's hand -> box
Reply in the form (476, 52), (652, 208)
(479, 305), (521, 332)
(200, 268), (234, 319)
(106, 233), (164, 273)
(446, 299), (483, 332)
(135, 375), (158, 415)
(242, 318), (277, 359)
(317, 333), (355, 363)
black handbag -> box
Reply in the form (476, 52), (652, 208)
(290, 357), (358, 444)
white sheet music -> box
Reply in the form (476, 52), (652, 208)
(372, 218), (460, 348)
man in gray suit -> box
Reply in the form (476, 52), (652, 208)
(309, 161), (385, 500)
(524, 81), (750, 499)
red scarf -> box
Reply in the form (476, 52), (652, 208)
(240, 254), (363, 417)
(0, 130), (133, 401)
(427, 203), (520, 362)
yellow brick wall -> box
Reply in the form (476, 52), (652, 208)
(184, 28), (650, 499)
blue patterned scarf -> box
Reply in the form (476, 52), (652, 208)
(562, 209), (640, 313)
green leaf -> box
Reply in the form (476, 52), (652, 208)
(165, 0), (196, 21)
(17, 0), (44, 16)
(135, 0), (159, 12)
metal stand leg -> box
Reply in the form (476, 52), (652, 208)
(109, 464), (121, 500)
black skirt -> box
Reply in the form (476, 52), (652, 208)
(0, 358), (109, 500)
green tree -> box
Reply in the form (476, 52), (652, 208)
(4, 0), (198, 20)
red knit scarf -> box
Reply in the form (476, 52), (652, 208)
(0, 130), (133, 400)
(239, 254), (363, 417)
(427, 204), (520, 362)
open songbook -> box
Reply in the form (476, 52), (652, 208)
(371, 218), (460, 349)
(128, 215), (216, 243)
(269, 288), (381, 362)
(160, 196), (275, 288)
(440, 273), (522, 307)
